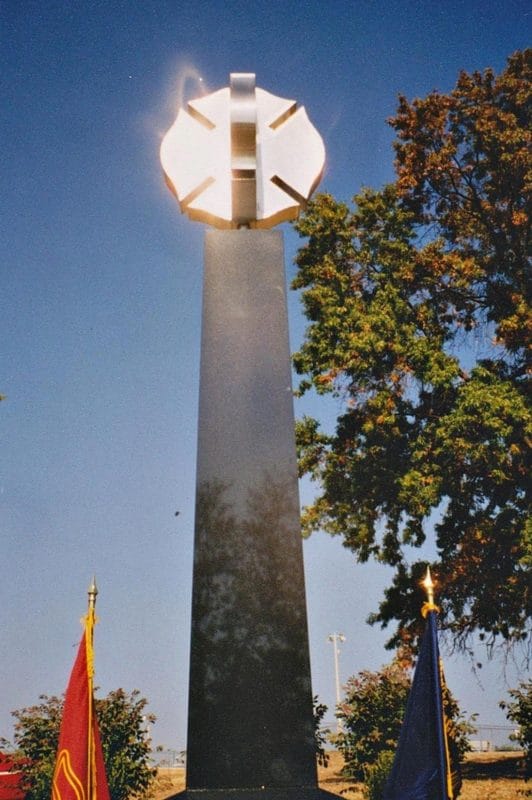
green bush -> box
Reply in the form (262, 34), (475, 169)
(500, 680), (532, 774)
(336, 658), (472, 789)
(11, 689), (156, 800)
(336, 660), (410, 782)
(363, 749), (395, 800)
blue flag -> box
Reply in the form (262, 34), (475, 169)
(383, 610), (455, 800)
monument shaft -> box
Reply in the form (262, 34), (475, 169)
(185, 230), (318, 794)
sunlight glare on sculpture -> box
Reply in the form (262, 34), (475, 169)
(160, 73), (325, 228)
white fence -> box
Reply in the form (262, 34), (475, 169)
(468, 725), (519, 751)
(154, 750), (186, 767)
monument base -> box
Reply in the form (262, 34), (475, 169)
(170, 788), (340, 800)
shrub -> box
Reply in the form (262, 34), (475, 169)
(336, 658), (472, 789)
(500, 680), (532, 775)
(11, 689), (156, 800)
(336, 660), (410, 782)
(363, 749), (395, 800)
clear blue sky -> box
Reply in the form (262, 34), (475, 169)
(1, 1), (530, 750)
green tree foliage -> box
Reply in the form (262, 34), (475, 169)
(363, 750), (396, 800)
(313, 696), (330, 768)
(336, 659), (472, 789)
(11, 690), (156, 800)
(292, 49), (531, 653)
(500, 680), (532, 774)
(95, 689), (156, 800)
(336, 660), (410, 781)
(10, 696), (61, 800)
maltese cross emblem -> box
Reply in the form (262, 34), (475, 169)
(160, 73), (325, 229)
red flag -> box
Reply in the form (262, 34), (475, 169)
(52, 608), (110, 800)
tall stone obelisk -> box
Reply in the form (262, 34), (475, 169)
(161, 74), (337, 799)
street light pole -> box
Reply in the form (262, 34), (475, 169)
(328, 633), (345, 732)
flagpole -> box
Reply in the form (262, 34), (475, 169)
(422, 567), (452, 800)
(86, 578), (98, 800)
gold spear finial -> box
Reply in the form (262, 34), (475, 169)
(421, 566), (439, 617)
(88, 576), (98, 611)
(422, 566), (434, 605)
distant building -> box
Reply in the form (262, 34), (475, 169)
(469, 740), (492, 752)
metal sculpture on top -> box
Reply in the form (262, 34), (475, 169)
(160, 73), (325, 228)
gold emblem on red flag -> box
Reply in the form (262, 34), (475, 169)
(52, 749), (86, 800)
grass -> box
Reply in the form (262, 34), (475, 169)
(317, 751), (530, 799)
(151, 750), (529, 799)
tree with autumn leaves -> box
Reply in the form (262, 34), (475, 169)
(293, 49), (531, 655)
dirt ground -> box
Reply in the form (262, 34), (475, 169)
(151, 750), (529, 800)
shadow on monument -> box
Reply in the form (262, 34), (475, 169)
(172, 477), (339, 799)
